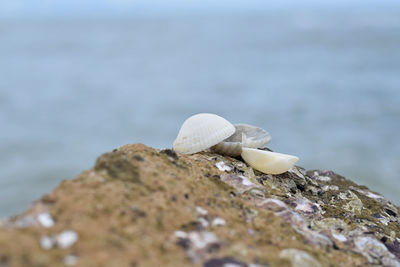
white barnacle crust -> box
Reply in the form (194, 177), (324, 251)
(173, 113), (235, 154)
(241, 147), (299, 175)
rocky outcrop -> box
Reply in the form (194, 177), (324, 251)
(0, 144), (399, 267)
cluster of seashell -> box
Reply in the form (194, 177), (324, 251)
(173, 113), (299, 175)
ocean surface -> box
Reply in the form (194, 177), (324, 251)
(1, 9), (400, 217)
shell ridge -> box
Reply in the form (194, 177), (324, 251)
(173, 113), (235, 154)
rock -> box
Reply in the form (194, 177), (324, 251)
(0, 143), (399, 266)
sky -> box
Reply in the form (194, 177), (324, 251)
(1, 0), (400, 18)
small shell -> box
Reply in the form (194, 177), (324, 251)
(211, 124), (271, 157)
(241, 147), (299, 175)
(173, 113), (235, 154)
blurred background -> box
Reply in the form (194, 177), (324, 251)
(1, 0), (399, 218)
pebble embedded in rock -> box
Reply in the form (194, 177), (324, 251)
(56, 230), (78, 249)
(212, 217), (226, 227)
(196, 206), (208, 216)
(64, 255), (78, 266)
(40, 235), (54, 250)
(174, 231), (188, 239)
(37, 213), (55, 228)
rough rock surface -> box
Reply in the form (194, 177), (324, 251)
(1, 144), (399, 267)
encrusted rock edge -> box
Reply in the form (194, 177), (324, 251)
(0, 143), (399, 267)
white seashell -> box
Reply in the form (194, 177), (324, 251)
(211, 124), (271, 157)
(173, 113), (235, 154)
(241, 147), (299, 175)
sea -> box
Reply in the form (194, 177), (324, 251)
(1, 8), (399, 217)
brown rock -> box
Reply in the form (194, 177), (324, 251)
(0, 144), (398, 267)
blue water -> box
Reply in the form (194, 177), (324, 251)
(1, 10), (400, 217)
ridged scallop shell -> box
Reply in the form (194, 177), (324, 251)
(241, 147), (299, 175)
(211, 124), (271, 157)
(173, 113), (235, 154)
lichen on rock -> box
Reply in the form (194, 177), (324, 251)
(0, 143), (399, 267)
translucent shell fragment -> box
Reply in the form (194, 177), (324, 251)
(241, 147), (299, 175)
(211, 124), (271, 157)
(173, 113), (235, 154)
